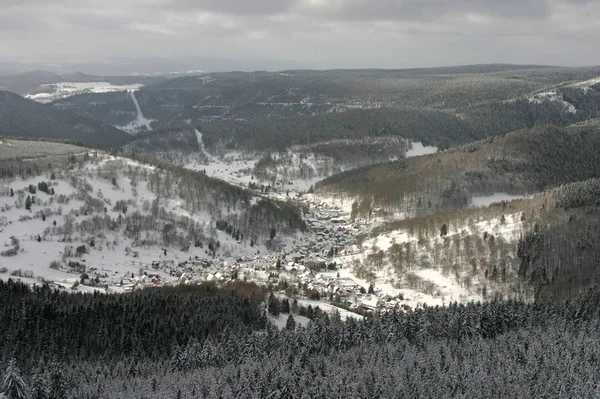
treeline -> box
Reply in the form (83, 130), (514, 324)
(0, 135), (91, 150)
(0, 151), (86, 180)
(4, 280), (600, 397)
(251, 137), (411, 184)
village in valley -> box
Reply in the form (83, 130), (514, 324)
(116, 191), (409, 320)
(0, 144), (449, 322)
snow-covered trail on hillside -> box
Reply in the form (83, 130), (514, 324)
(129, 91), (153, 131)
(194, 129), (218, 163)
(118, 91), (154, 134)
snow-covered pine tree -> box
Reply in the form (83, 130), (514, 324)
(285, 314), (296, 331)
(30, 371), (49, 399)
(2, 359), (29, 399)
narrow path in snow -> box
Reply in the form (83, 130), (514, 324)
(194, 129), (218, 163)
(129, 91), (153, 131)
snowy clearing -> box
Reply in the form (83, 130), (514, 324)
(268, 313), (311, 329)
(25, 82), (145, 103)
(405, 142), (438, 157)
(469, 193), (532, 208)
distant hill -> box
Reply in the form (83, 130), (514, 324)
(0, 70), (165, 96)
(0, 91), (132, 149)
(47, 65), (600, 148)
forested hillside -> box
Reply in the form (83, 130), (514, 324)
(3, 279), (600, 398)
(317, 123), (600, 217)
(0, 91), (132, 149)
(48, 66), (600, 153)
(199, 107), (473, 152)
(343, 178), (600, 307)
(52, 91), (138, 127)
(197, 77), (600, 153)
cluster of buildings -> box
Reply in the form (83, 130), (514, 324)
(109, 193), (411, 314)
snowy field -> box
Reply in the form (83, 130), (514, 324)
(469, 193), (532, 208)
(25, 82), (145, 103)
(405, 142), (438, 157)
(268, 313), (311, 330)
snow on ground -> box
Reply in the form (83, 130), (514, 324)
(186, 151), (258, 188)
(295, 298), (363, 321)
(182, 140), (534, 311)
(0, 162), (166, 290)
(268, 313), (311, 329)
(184, 137), (439, 196)
(193, 130), (218, 163)
(25, 82), (145, 103)
(0, 153), (276, 292)
(303, 192), (354, 215)
(568, 76), (600, 93)
(117, 91), (154, 134)
(470, 193), (532, 208)
(324, 212), (525, 309)
(528, 91), (577, 113)
(405, 142), (438, 157)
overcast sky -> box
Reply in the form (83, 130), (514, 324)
(1, 0), (599, 72)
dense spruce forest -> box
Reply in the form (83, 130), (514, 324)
(3, 279), (600, 398)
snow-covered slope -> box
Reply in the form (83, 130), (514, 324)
(0, 151), (306, 293)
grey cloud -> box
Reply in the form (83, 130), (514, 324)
(149, 0), (298, 15)
(304, 0), (551, 22)
(0, 0), (598, 71)
(0, 0), (82, 9)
